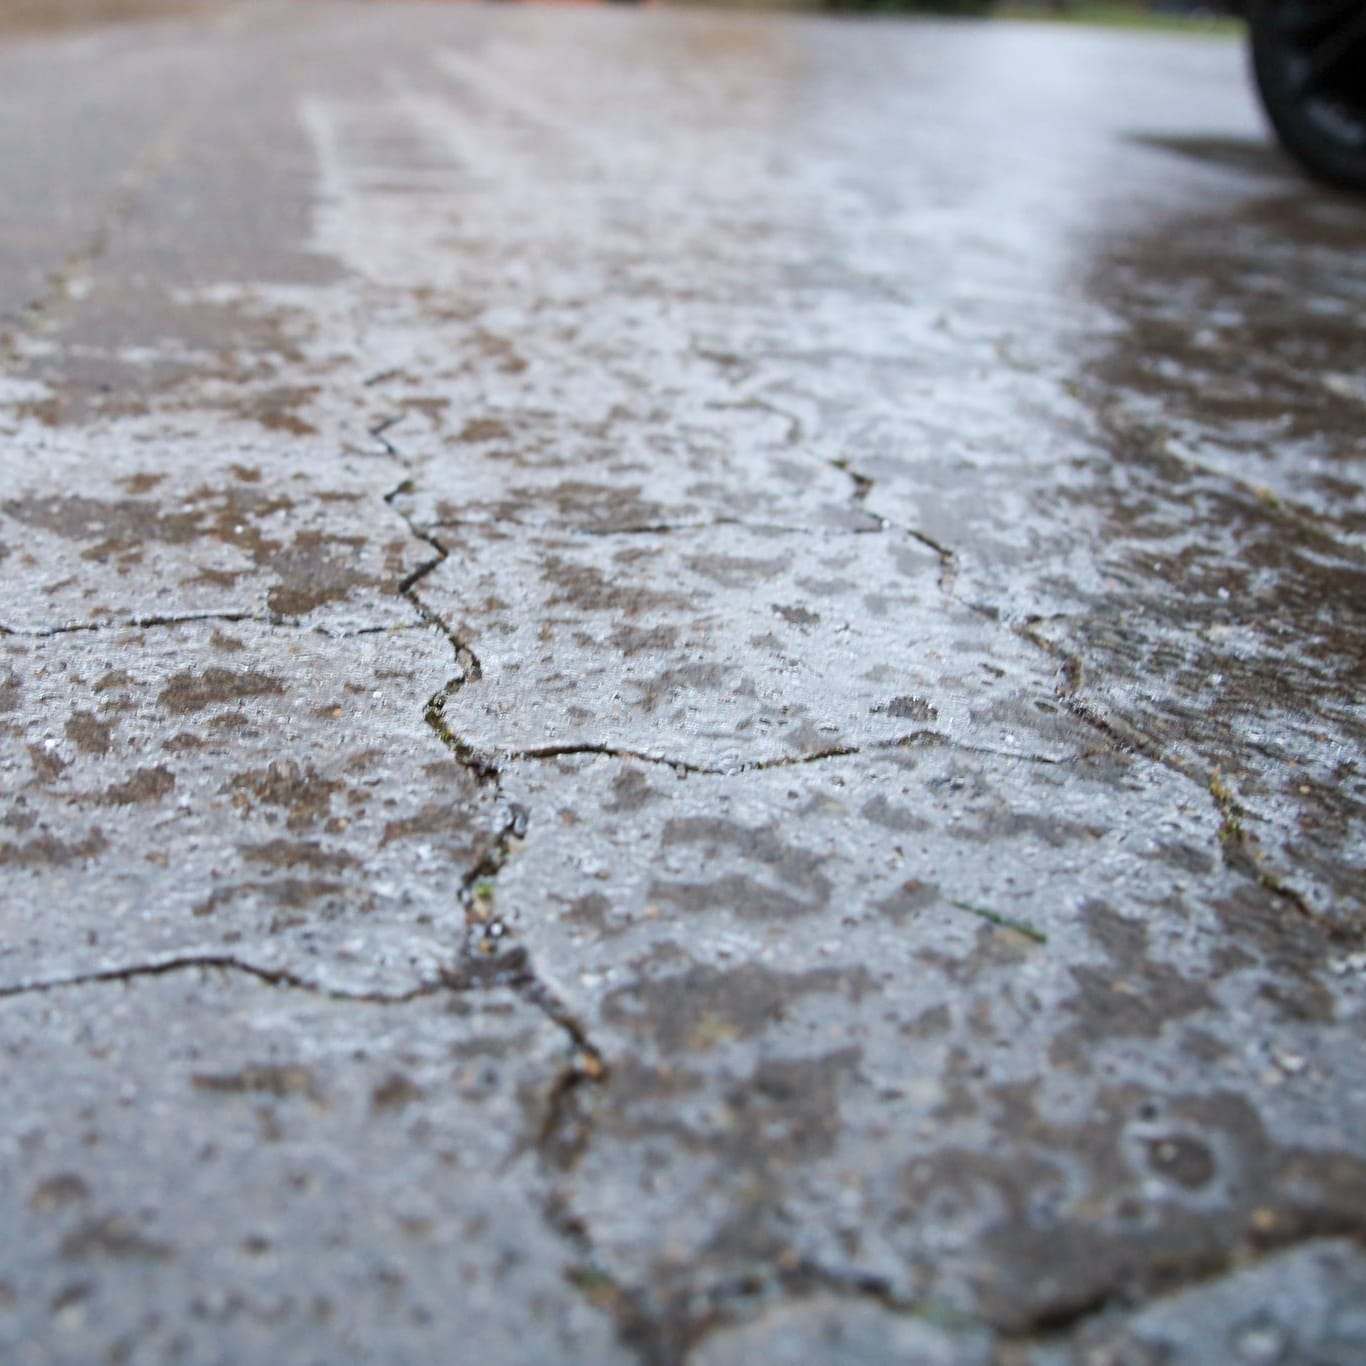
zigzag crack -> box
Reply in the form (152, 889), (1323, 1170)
(380, 453), (613, 1164)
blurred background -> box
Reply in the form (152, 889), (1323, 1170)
(0, 0), (1244, 37)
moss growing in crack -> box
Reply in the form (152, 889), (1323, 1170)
(422, 686), (498, 783)
(1210, 768), (1244, 845)
(568, 1265), (619, 1308)
(470, 879), (497, 921)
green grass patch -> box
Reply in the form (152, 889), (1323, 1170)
(950, 899), (1049, 944)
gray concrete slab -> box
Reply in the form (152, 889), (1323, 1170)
(0, 428), (423, 630)
(1, 621), (507, 994)
(0, 971), (626, 1364)
(489, 750), (1366, 1340)
(414, 522), (1088, 769)
(1, 3), (1363, 1362)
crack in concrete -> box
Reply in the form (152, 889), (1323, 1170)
(830, 456), (875, 507)
(1018, 618), (1354, 939)
(0, 612), (424, 640)
(503, 731), (1083, 777)
(845, 485), (1348, 938)
(2, 610), (265, 638)
(373, 421), (1358, 1359)
(0, 953), (443, 1004)
(374, 453), (1109, 1325)
(9, 868), (1319, 1366)
(905, 527), (958, 595)
(367, 413), (407, 458)
(379, 454), (616, 1178)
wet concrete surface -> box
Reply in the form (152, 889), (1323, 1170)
(1, 3), (1364, 1361)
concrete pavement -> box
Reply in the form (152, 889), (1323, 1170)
(1, 3), (1364, 1361)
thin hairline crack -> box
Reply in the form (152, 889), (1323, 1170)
(1015, 616), (1350, 936)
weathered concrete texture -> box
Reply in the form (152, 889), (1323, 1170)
(490, 751), (1366, 1353)
(1044, 1238), (1366, 1365)
(0, 970), (626, 1364)
(1019, 192), (1366, 927)
(1, 2), (1364, 1362)
(693, 1297), (995, 1366)
(0, 621), (503, 993)
(0, 431), (423, 630)
(416, 524), (1087, 769)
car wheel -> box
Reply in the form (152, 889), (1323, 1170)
(1249, 0), (1366, 192)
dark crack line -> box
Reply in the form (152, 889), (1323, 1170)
(383, 473), (630, 1265)
(1065, 410), (1363, 926)
(504, 732), (1085, 777)
(0, 954), (444, 1005)
(384, 483), (502, 786)
(875, 518), (1341, 929)
(368, 413), (407, 458)
(0, 611), (422, 640)
(830, 455), (875, 509)
(0, 610), (262, 639)
(379, 446), (1089, 1342)
(905, 527), (958, 595)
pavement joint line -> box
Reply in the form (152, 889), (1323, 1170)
(0, 97), (195, 380)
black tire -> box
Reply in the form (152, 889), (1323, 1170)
(1249, 0), (1366, 193)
